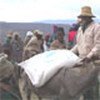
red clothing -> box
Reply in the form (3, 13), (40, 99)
(68, 31), (77, 42)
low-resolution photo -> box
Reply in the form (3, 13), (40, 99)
(0, 0), (100, 100)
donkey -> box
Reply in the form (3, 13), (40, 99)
(0, 53), (100, 100)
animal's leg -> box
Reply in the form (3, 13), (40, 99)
(41, 98), (57, 100)
(59, 87), (81, 100)
(79, 95), (84, 100)
(30, 92), (40, 100)
(19, 78), (28, 100)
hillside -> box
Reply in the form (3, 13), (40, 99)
(0, 22), (70, 42)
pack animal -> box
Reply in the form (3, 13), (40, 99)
(0, 53), (100, 100)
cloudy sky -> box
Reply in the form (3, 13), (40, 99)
(0, 0), (100, 22)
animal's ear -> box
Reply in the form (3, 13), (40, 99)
(0, 53), (8, 64)
(0, 53), (8, 59)
(4, 54), (8, 59)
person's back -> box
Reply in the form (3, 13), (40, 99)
(22, 30), (44, 60)
(11, 32), (23, 62)
(25, 36), (43, 53)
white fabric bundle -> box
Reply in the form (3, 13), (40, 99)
(19, 49), (80, 87)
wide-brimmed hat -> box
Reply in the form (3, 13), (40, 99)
(34, 30), (43, 36)
(78, 6), (95, 18)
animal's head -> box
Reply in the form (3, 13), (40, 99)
(0, 53), (8, 64)
(0, 53), (14, 80)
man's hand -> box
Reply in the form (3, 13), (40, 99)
(73, 57), (91, 68)
(73, 59), (84, 68)
(81, 56), (91, 63)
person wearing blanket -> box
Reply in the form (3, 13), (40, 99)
(22, 30), (44, 61)
(71, 6), (100, 100)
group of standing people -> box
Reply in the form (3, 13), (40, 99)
(23, 27), (67, 61)
(0, 25), (67, 63)
(1, 32), (23, 63)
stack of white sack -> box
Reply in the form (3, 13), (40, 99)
(19, 49), (80, 87)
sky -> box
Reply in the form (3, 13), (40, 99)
(0, 0), (100, 22)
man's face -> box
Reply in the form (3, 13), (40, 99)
(78, 16), (91, 26)
(77, 18), (82, 24)
(80, 18), (86, 26)
(36, 34), (42, 39)
(57, 31), (64, 42)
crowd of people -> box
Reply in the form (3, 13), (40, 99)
(0, 5), (100, 100)
(0, 26), (73, 62)
(0, 23), (80, 100)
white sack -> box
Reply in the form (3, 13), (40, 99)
(19, 49), (80, 87)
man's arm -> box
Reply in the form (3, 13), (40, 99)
(87, 24), (100, 59)
(71, 44), (78, 55)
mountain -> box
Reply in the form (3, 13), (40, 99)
(0, 22), (70, 43)
(35, 19), (76, 25)
(35, 18), (100, 24)
(94, 18), (100, 23)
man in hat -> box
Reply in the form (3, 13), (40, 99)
(71, 6), (100, 100)
(22, 30), (44, 60)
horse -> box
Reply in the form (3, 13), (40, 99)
(0, 53), (100, 100)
